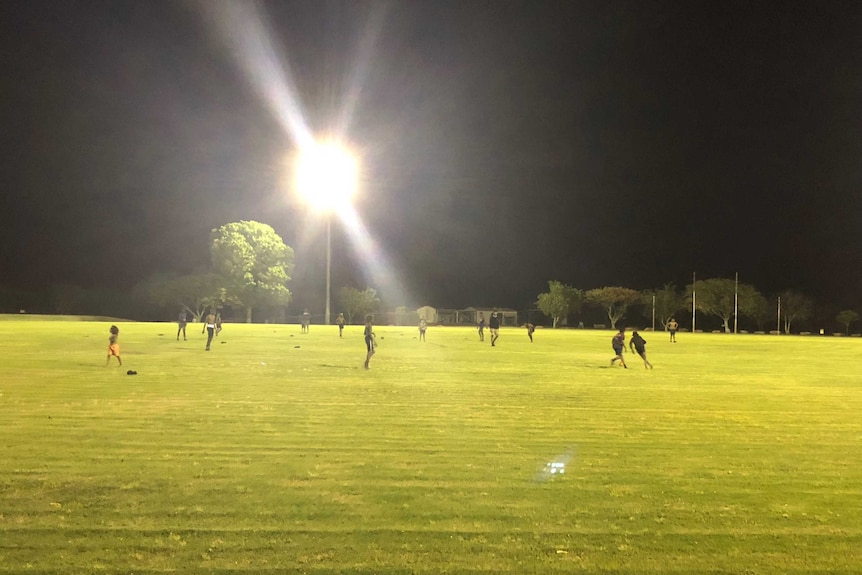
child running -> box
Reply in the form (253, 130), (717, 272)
(526, 322), (535, 342)
(106, 325), (122, 367)
(628, 330), (653, 369)
(611, 327), (627, 368)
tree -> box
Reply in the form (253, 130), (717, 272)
(536, 281), (583, 328)
(585, 286), (641, 329)
(210, 221), (294, 323)
(836, 310), (859, 335)
(138, 273), (227, 322)
(746, 291), (771, 332)
(779, 290), (814, 334)
(337, 287), (380, 324)
(689, 278), (762, 333)
(643, 283), (686, 330)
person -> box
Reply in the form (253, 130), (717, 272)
(489, 310), (501, 346)
(418, 317), (427, 342)
(363, 314), (376, 369)
(477, 312), (486, 342)
(611, 327), (627, 368)
(106, 325), (122, 367)
(202, 310), (216, 351)
(215, 310), (223, 336)
(177, 309), (187, 341)
(301, 309), (311, 334)
(526, 322), (536, 342)
(667, 317), (679, 343)
(336, 312), (345, 337)
(629, 329), (653, 369)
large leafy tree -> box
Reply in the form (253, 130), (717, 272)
(210, 221), (294, 323)
(536, 281), (583, 328)
(585, 286), (641, 329)
(689, 278), (762, 333)
(836, 309), (859, 335)
(642, 283), (686, 330)
(337, 287), (379, 324)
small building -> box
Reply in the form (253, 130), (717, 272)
(416, 306), (438, 324)
(450, 307), (518, 326)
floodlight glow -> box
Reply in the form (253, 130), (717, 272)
(295, 141), (358, 212)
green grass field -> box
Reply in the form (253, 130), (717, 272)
(1, 320), (860, 574)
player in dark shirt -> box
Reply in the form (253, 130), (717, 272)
(526, 322), (535, 342)
(611, 327), (627, 368)
(477, 312), (486, 342)
(489, 311), (501, 347)
(628, 330), (653, 369)
(177, 310), (187, 341)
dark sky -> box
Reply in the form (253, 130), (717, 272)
(2, 0), (861, 311)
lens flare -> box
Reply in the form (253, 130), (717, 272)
(197, 0), (312, 148)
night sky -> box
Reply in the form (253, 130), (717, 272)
(2, 0), (861, 313)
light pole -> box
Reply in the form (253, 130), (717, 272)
(294, 139), (358, 325)
(325, 215), (331, 325)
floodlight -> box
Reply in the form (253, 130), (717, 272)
(295, 140), (358, 212)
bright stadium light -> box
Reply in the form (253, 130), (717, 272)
(294, 139), (359, 325)
(295, 140), (358, 212)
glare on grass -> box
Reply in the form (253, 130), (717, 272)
(294, 141), (359, 212)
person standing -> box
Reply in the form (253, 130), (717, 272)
(667, 317), (679, 343)
(477, 312), (486, 342)
(106, 325), (122, 367)
(363, 314), (376, 369)
(301, 309), (311, 334)
(611, 327), (627, 368)
(489, 310), (501, 346)
(177, 310), (188, 341)
(526, 322), (536, 342)
(628, 330), (653, 369)
(203, 310), (216, 351)
(336, 312), (345, 337)
(418, 317), (427, 342)
(215, 310), (223, 336)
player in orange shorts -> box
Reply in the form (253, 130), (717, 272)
(106, 325), (122, 367)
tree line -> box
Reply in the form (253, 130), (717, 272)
(0, 220), (384, 325)
(535, 280), (861, 335)
(1, 219), (859, 333)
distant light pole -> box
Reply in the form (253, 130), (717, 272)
(651, 294), (656, 332)
(691, 272), (696, 333)
(733, 271), (738, 334)
(777, 295), (781, 335)
(294, 139), (358, 325)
